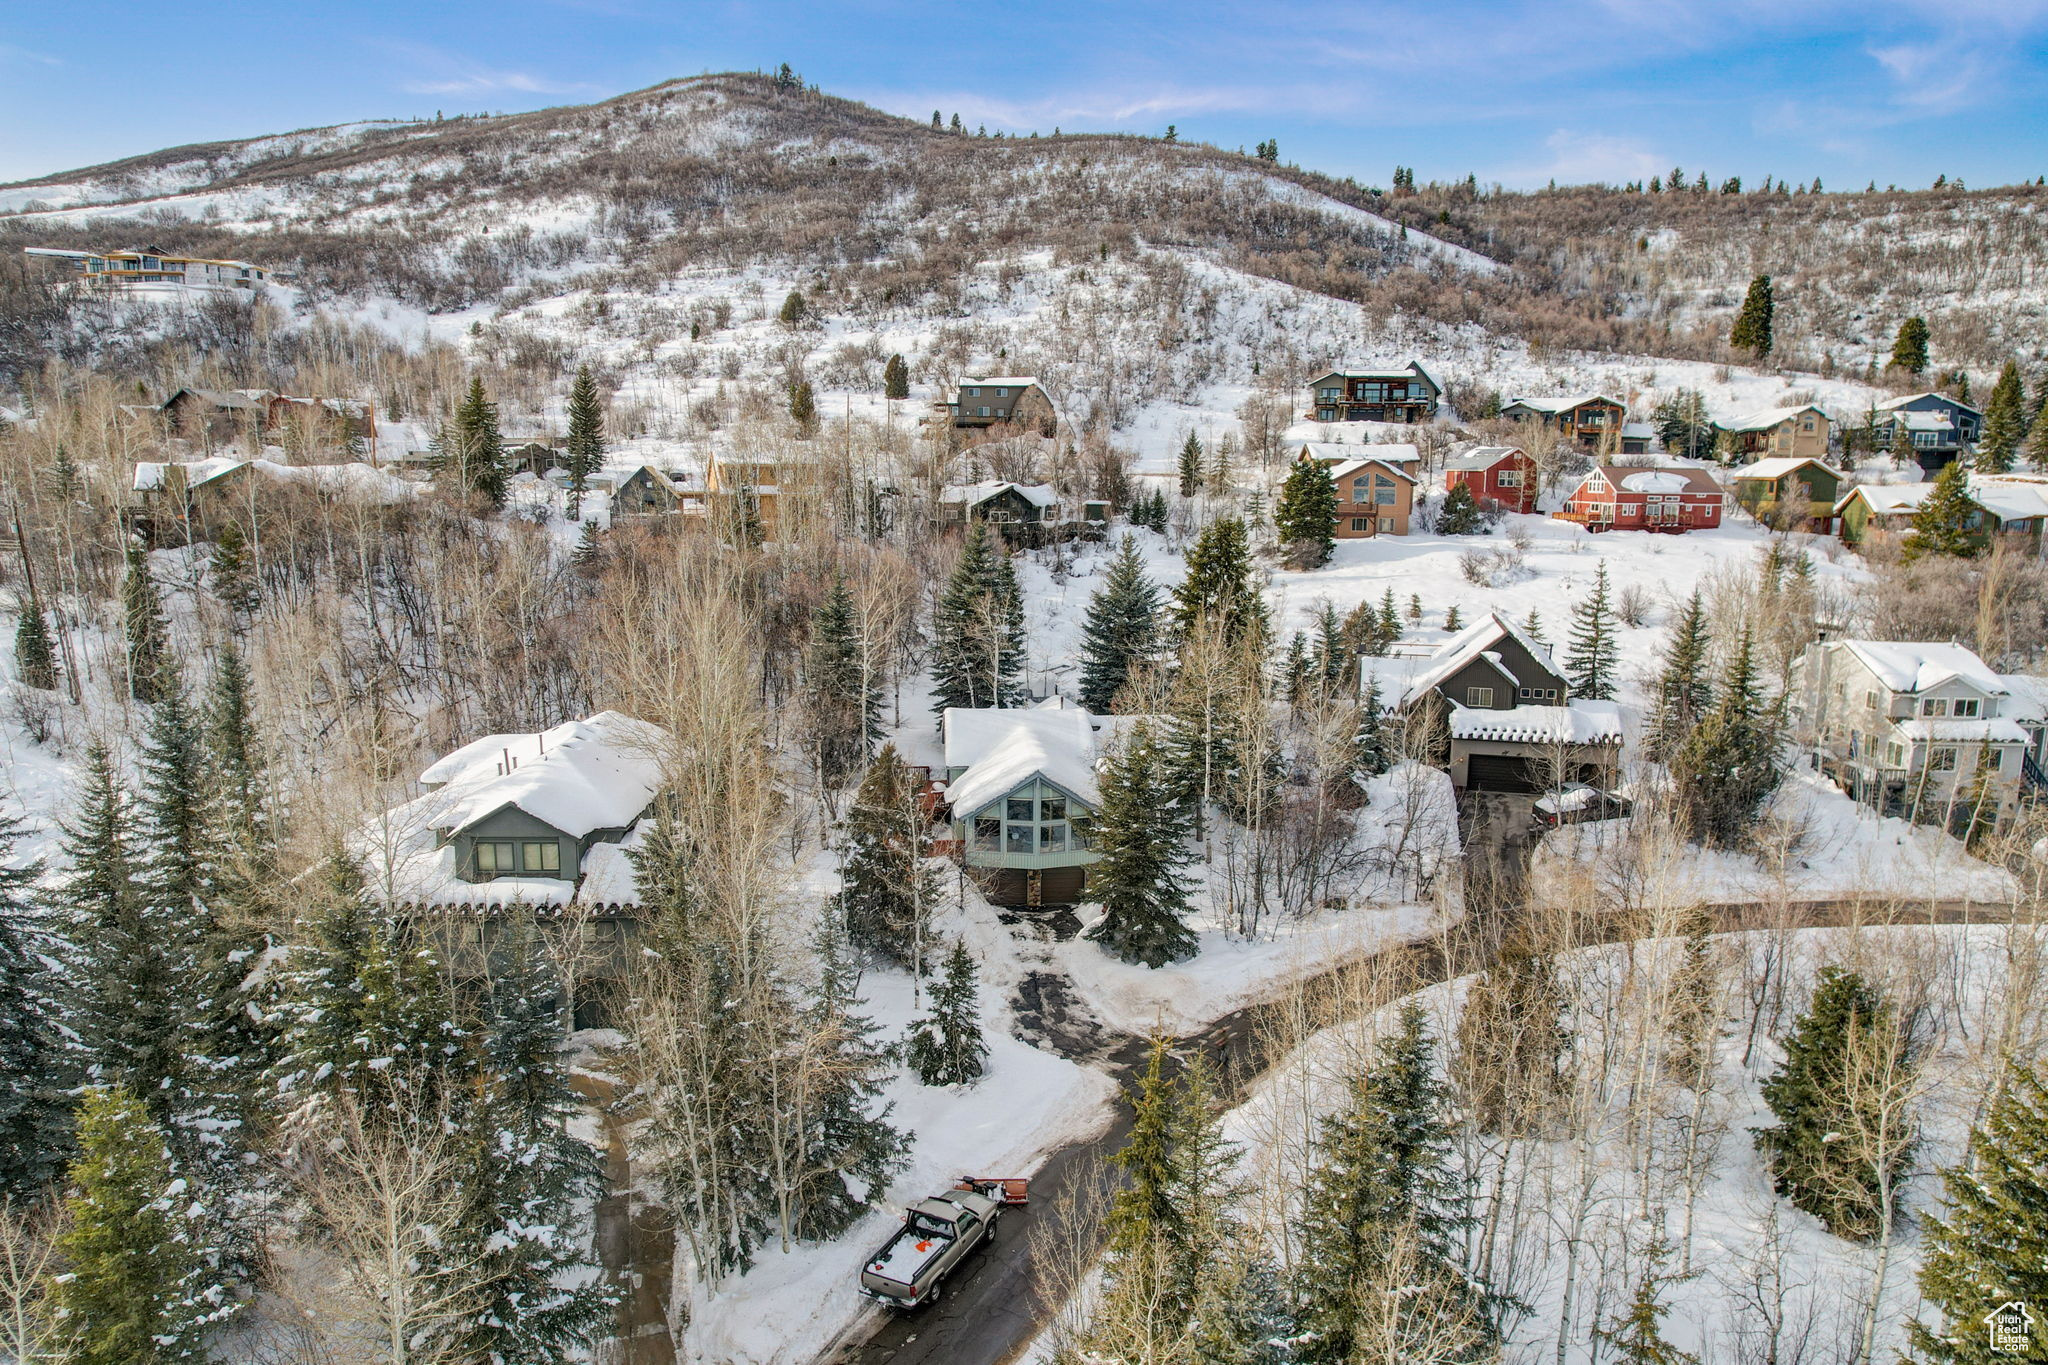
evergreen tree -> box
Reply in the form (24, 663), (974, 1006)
(1652, 389), (1715, 460)
(444, 376), (509, 506)
(1351, 677), (1391, 780)
(1648, 590), (1714, 759)
(455, 916), (611, 1365)
(50, 1087), (230, 1364)
(2028, 389), (2048, 469)
(1522, 609), (1548, 647)
(1890, 316), (1931, 375)
(203, 642), (270, 890)
(1671, 626), (1782, 847)
(1564, 560), (1620, 700)
(930, 521), (1025, 715)
(1909, 1058), (2048, 1362)
(1595, 1229), (1699, 1365)
(807, 575), (878, 783)
(1079, 535), (1163, 712)
(778, 290), (808, 326)
(1754, 967), (1916, 1239)
(1909, 459), (1982, 560)
(905, 939), (987, 1086)
(571, 516), (606, 572)
(1308, 600), (1348, 694)
(1296, 1004), (1488, 1364)
(1171, 518), (1265, 645)
(564, 363), (606, 521)
(0, 810), (68, 1200)
(1977, 359), (2026, 474)
(882, 352), (910, 401)
(206, 518), (256, 618)
(1730, 275), (1775, 357)
(1437, 480), (1485, 534)
(1178, 432), (1206, 498)
(61, 742), (185, 1113)
(13, 593), (58, 691)
(835, 746), (940, 967)
(1274, 458), (1338, 565)
(1086, 721), (1198, 968)
(1444, 604), (1463, 632)
(1283, 632), (1311, 708)
(1138, 487), (1170, 533)
(788, 378), (818, 433)
(1407, 593), (1423, 622)
(789, 918), (907, 1241)
(121, 542), (173, 704)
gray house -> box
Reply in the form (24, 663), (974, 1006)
(940, 701), (1147, 907)
(1873, 393), (1981, 474)
(1364, 613), (1623, 790)
(373, 710), (668, 899)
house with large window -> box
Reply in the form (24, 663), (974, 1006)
(1501, 394), (1627, 451)
(1303, 449), (1418, 537)
(1834, 475), (2048, 549)
(1442, 446), (1538, 515)
(949, 377), (1058, 435)
(1793, 640), (2031, 830)
(1305, 362), (1442, 424)
(1873, 393), (1980, 474)
(1361, 613), (1623, 791)
(1714, 405), (1833, 461)
(1555, 464), (1725, 533)
(939, 702), (1149, 906)
(25, 245), (272, 294)
(362, 711), (669, 907)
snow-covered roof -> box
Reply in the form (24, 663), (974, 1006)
(1997, 674), (2048, 725)
(1731, 456), (1837, 481)
(132, 455), (243, 492)
(1367, 613), (1558, 708)
(1309, 361), (1439, 390)
(1449, 700), (1625, 745)
(1718, 404), (1829, 433)
(962, 375), (1040, 388)
(1837, 482), (1930, 516)
(1838, 641), (2006, 697)
(941, 705), (1107, 816)
(131, 457), (414, 503)
(417, 710), (668, 839)
(1969, 478), (2048, 523)
(1882, 409), (1954, 433)
(1327, 456), (1417, 486)
(938, 480), (1059, 508)
(1584, 464), (1722, 497)
(1441, 445), (1528, 472)
(1876, 391), (1982, 417)
(1505, 392), (1623, 414)
(1893, 717), (2031, 744)
(1621, 421), (1655, 440)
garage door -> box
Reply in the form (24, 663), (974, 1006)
(1466, 754), (1540, 792)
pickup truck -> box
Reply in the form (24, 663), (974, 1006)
(858, 1179), (1026, 1309)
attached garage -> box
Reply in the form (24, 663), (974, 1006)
(1464, 753), (1540, 792)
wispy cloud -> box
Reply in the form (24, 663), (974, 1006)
(377, 41), (600, 98)
(0, 42), (62, 67)
(1496, 129), (1667, 189)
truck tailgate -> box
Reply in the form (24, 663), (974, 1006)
(863, 1226), (952, 1296)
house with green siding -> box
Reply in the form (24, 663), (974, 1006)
(1729, 456), (1844, 532)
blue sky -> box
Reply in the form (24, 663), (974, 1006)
(3, 1), (2045, 190)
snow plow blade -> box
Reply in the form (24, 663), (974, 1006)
(955, 1177), (1029, 1204)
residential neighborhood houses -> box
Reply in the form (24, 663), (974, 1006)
(23, 244), (276, 293)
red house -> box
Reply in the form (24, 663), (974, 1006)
(1555, 464), (1725, 533)
(1442, 445), (1537, 515)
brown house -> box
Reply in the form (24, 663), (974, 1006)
(950, 377), (1057, 435)
(1501, 393), (1627, 451)
(1306, 362), (1441, 423)
(612, 465), (687, 517)
(1327, 456), (1417, 537)
(1714, 404), (1832, 460)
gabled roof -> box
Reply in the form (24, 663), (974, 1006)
(938, 480), (1059, 508)
(941, 705), (1107, 815)
(1365, 612), (1559, 707)
(1441, 445), (1529, 471)
(162, 386), (274, 413)
(1730, 456), (1841, 482)
(417, 710), (668, 840)
(1717, 404), (1830, 433)
(1834, 481), (1930, 516)
(1327, 457), (1417, 487)
(1879, 409), (1955, 433)
(1837, 641), (2006, 696)
(1834, 476), (2048, 524)
(1576, 464), (1722, 497)
(961, 375), (1041, 389)
(1307, 360), (1440, 391)
(1505, 392), (1624, 414)
(1875, 391), (1983, 418)
(1997, 673), (2048, 725)
(618, 464), (682, 493)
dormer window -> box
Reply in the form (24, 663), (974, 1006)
(1953, 698), (1980, 717)
(1922, 698), (1949, 717)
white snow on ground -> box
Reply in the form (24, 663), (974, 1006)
(1529, 765), (2019, 906)
(1213, 924), (2043, 1365)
